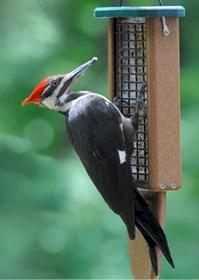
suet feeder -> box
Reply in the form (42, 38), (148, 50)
(94, 4), (185, 279)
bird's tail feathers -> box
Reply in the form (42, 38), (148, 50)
(149, 247), (158, 276)
(135, 191), (175, 270)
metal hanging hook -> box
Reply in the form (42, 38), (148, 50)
(159, 0), (170, 36)
(118, 0), (169, 36)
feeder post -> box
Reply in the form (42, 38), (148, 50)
(95, 6), (185, 279)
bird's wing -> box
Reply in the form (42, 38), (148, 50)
(67, 96), (135, 237)
(92, 111), (126, 164)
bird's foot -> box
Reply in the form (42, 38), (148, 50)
(112, 96), (130, 117)
(136, 83), (146, 113)
(112, 96), (127, 108)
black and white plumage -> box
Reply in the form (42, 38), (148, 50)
(22, 57), (175, 275)
(67, 92), (136, 239)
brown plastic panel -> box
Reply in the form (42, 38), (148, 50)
(146, 17), (181, 192)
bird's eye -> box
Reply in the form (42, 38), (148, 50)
(51, 77), (62, 88)
(52, 80), (58, 86)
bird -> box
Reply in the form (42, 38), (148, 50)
(21, 57), (175, 275)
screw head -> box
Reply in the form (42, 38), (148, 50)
(160, 183), (166, 189)
(171, 182), (177, 189)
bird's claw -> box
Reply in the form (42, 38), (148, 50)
(112, 96), (130, 117)
(136, 83), (146, 113)
(112, 96), (128, 109)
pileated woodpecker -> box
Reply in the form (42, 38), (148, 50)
(22, 57), (174, 274)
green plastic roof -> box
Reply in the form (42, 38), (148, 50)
(94, 6), (185, 18)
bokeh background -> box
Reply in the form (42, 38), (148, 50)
(0, 0), (198, 278)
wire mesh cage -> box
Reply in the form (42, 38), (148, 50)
(113, 17), (148, 183)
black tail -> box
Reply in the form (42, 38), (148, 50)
(135, 190), (175, 275)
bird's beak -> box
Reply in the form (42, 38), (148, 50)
(67, 57), (98, 81)
(57, 57), (98, 98)
(21, 77), (49, 106)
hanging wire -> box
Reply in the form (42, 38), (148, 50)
(119, 0), (124, 6)
(119, 0), (164, 7)
(159, 0), (170, 36)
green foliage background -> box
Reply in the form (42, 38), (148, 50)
(0, 0), (198, 278)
